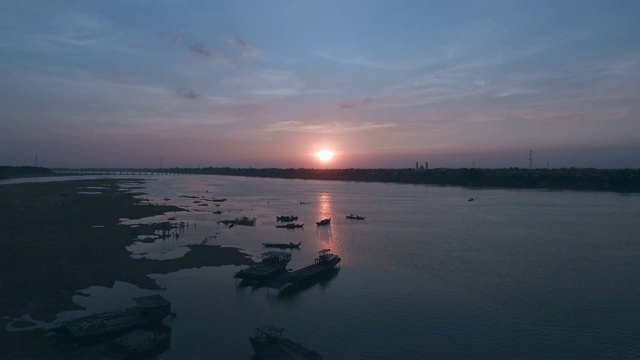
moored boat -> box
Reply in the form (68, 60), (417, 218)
(316, 218), (331, 226)
(218, 216), (256, 227)
(285, 249), (340, 285)
(346, 214), (365, 220)
(52, 295), (172, 340)
(276, 223), (304, 229)
(235, 251), (292, 281)
(250, 326), (323, 360)
(276, 215), (298, 222)
(262, 242), (301, 249)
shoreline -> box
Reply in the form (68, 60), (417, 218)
(0, 178), (253, 357)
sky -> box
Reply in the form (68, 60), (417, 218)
(1, 0), (639, 169)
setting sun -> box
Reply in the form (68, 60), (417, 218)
(317, 151), (334, 162)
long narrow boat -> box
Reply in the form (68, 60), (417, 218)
(276, 215), (298, 222)
(262, 242), (301, 249)
(346, 214), (365, 220)
(218, 217), (256, 227)
(316, 218), (331, 226)
(250, 326), (323, 360)
(276, 223), (304, 229)
(234, 251), (292, 281)
(285, 249), (340, 285)
(52, 295), (172, 340)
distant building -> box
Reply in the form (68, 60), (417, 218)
(415, 161), (429, 171)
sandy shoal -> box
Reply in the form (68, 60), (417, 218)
(0, 178), (253, 357)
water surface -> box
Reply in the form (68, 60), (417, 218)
(21, 174), (640, 359)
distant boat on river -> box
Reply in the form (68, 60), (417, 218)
(276, 223), (304, 229)
(218, 217), (256, 227)
(276, 215), (298, 222)
(316, 218), (331, 226)
(263, 242), (301, 249)
(346, 214), (365, 220)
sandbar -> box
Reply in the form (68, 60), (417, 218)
(0, 178), (253, 357)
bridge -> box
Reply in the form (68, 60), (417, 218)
(52, 168), (190, 176)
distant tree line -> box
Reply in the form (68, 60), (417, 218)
(4, 165), (638, 192)
(178, 167), (640, 192)
(0, 166), (54, 180)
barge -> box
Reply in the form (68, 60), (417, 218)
(52, 295), (172, 340)
(285, 249), (340, 284)
(263, 242), (301, 249)
(276, 223), (304, 229)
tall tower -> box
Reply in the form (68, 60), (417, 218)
(529, 150), (533, 169)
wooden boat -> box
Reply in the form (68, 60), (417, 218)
(346, 214), (365, 220)
(284, 249), (340, 285)
(276, 223), (304, 229)
(276, 215), (298, 222)
(235, 251), (292, 281)
(250, 326), (323, 360)
(52, 295), (172, 339)
(218, 217), (256, 227)
(262, 242), (301, 249)
(316, 218), (331, 226)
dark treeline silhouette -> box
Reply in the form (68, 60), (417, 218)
(0, 166), (53, 180)
(175, 167), (640, 192)
(5, 166), (638, 192)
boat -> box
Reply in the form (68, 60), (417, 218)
(262, 242), (301, 249)
(316, 218), (331, 226)
(276, 215), (298, 222)
(284, 249), (340, 285)
(346, 214), (365, 220)
(276, 223), (304, 229)
(52, 295), (172, 339)
(218, 217), (256, 227)
(250, 326), (323, 360)
(234, 251), (292, 281)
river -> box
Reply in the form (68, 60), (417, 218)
(11, 174), (640, 359)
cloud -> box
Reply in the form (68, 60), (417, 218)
(314, 49), (424, 71)
(228, 36), (261, 67)
(176, 86), (201, 100)
(158, 31), (183, 47)
(339, 97), (374, 109)
(227, 70), (306, 98)
(266, 120), (395, 134)
(231, 36), (253, 51)
(189, 42), (221, 58)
